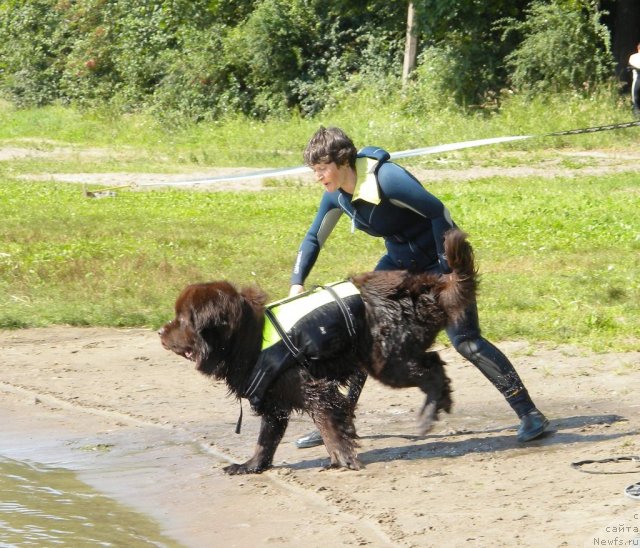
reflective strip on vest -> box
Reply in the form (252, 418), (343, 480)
(261, 281), (360, 351)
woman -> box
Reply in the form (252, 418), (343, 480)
(290, 126), (549, 449)
(629, 43), (640, 116)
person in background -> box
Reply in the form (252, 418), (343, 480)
(290, 126), (549, 449)
(628, 43), (640, 117)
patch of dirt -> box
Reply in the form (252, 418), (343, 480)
(21, 169), (276, 192)
(1, 328), (639, 547)
(8, 144), (640, 192)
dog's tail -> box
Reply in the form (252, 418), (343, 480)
(439, 229), (478, 324)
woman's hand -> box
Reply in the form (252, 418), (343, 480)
(288, 284), (305, 297)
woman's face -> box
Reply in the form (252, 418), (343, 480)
(311, 162), (353, 193)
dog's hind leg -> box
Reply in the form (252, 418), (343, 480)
(224, 413), (289, 475)
(417, 352), (452, 435)
(371, 351), (452, 435)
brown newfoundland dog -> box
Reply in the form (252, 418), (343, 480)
(159, 229), (477, 474)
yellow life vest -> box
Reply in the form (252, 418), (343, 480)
(262, 280), (360, 351)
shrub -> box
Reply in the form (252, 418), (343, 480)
(498, 0), (614, 93)
(0, 0), (69, 107)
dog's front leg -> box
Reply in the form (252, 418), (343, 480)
(312, 403), (362, 471)
(224, 414), (289, 475)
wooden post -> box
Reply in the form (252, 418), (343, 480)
(402, 1), (418, 86)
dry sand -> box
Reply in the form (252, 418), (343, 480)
(1, 327), (639, 547)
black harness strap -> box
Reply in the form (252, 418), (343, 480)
(242, 307), (309, 406)
(241, 308), (309, 418)
(235, 401), (243, 434)
(239, 284), (360, 426)
(321, 284), (358, 351)
(263, 307), (310, 367)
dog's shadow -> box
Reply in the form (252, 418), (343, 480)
(285, 414), (636, 471)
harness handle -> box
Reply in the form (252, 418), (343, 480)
(321, 284), (358, 352)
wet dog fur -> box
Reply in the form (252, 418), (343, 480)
(159, 229), (477, 474)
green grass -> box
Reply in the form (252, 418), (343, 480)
(0, 86), (637, 168)
(0, 171), (637, 351)
(0, 93), (639, 351)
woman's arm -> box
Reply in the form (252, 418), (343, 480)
(289, 192), (343, 288)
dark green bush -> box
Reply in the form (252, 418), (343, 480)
(0, 0), (618, 121)
(498, 0), (614, 93)
(0, 0), (69, 107)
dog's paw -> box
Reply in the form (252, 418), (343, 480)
(223, 462), (267, 475)
(327, 452), (363, 471)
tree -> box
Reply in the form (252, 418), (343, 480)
(499, 0), (614, 94)
(402, 2), (418, 85)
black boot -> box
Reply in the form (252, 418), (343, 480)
(517, 409), (549, 442)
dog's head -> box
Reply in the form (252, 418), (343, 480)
(159, 281), (267, 381)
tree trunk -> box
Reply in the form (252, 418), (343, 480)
(402, 1), (418, 86)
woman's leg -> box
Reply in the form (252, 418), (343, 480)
(633, 69), (640, 116)
(446, 301), (548, 441)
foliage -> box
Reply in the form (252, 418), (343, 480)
(498, 0), (614, 93)
(0, 0), (619, 121)
(0, 0), (70, 107)
(409, 0), (531, 107)
(0, 0), (407, 120)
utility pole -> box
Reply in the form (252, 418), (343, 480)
(402, 1), (418, 86)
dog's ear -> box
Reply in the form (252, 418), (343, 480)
(192, 302), (226, 333)
(182, 282), (236, 335)
(240, 285), (268, 313)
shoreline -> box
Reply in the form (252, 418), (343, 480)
(2, 327), (640, 547)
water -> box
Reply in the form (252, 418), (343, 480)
(0, 457), (182, 547)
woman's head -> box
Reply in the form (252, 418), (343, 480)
(303, 126), (357, 169)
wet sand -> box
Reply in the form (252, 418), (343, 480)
(1, 327), (639, 547)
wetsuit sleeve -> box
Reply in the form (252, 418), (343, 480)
(290, 192), (343, 285)
(377, 163), (455, 272)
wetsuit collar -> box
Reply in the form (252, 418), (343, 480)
(351, 156), (381, 205)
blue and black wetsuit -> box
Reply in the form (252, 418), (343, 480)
(291, 147), (537, 419)
(631, 66), (640, 116)
(292, 148), (456, 278)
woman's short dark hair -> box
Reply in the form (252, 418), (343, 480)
(303, 126), (357, 168)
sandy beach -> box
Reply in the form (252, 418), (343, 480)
(1, 327), (639, 547)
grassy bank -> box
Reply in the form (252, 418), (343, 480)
(1, 171), (638, 351)
(0, 87), (637, 166)
(0, 95), (639, 351)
